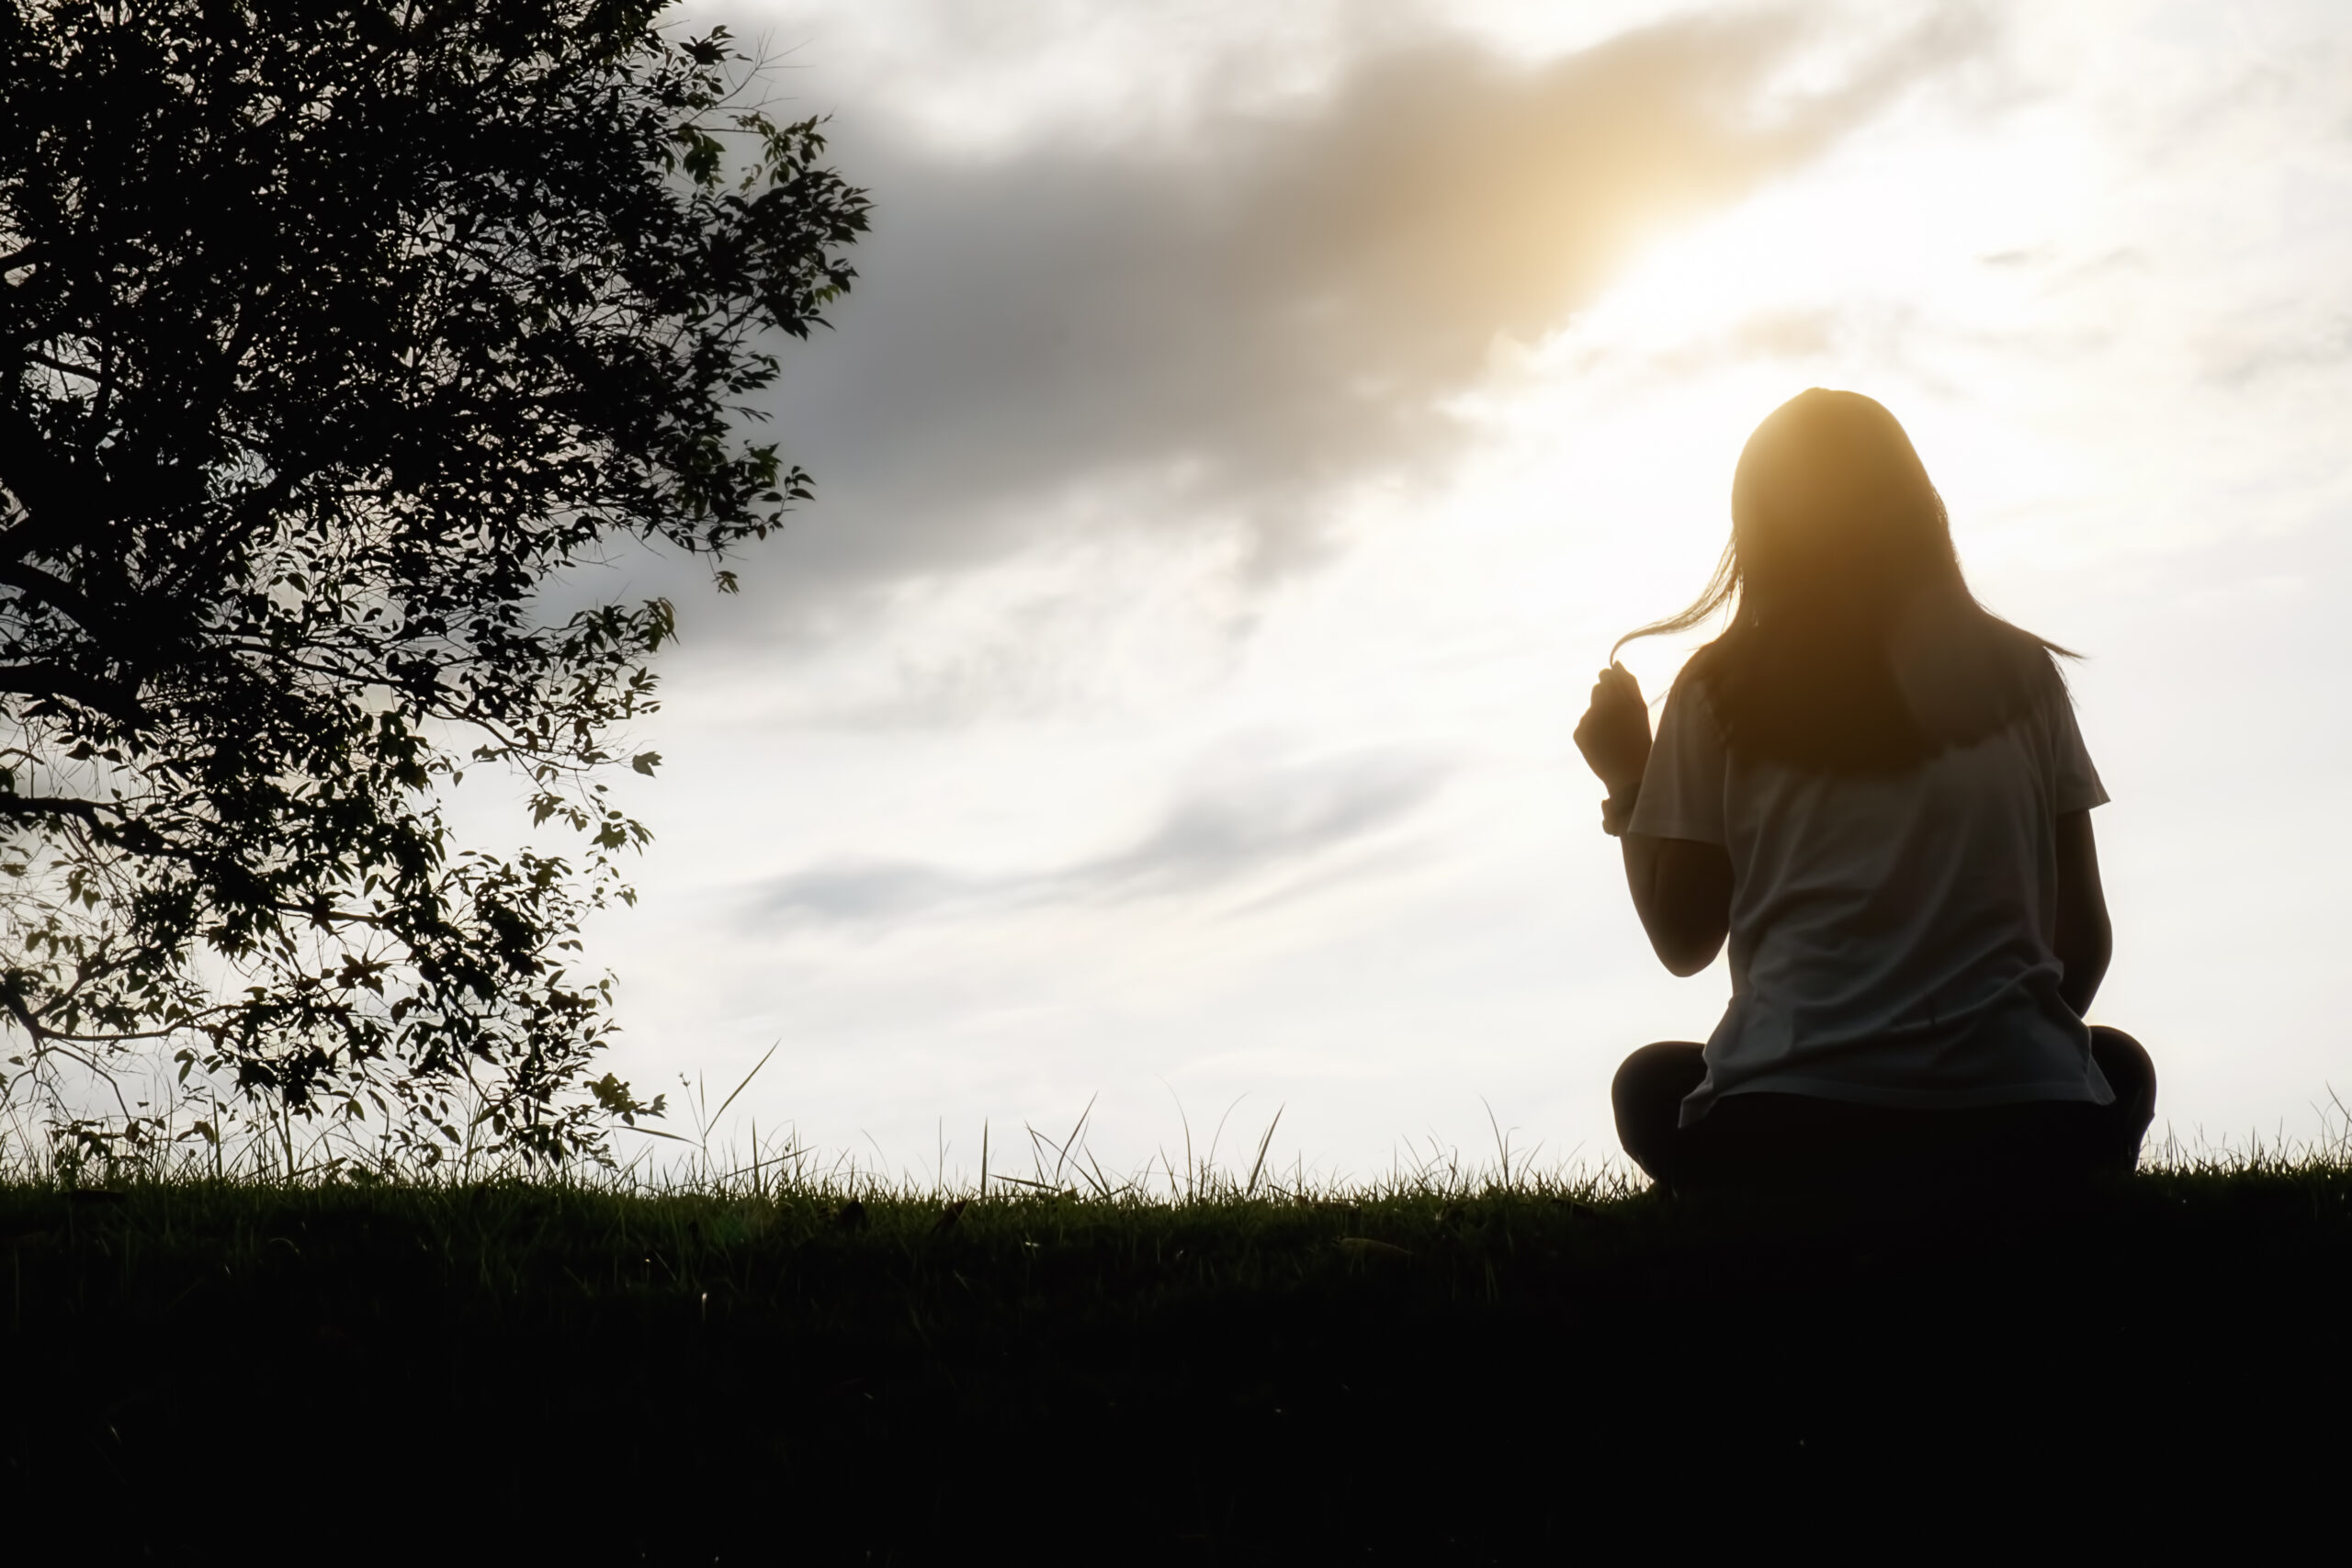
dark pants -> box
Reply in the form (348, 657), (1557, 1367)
(1611, 1028), (2157, 1192)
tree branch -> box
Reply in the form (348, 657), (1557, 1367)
(0, 559), (112, 640)
(0, 398), (87, 563)
(0, 662), (145, 727)
(0, 794), (112, 820)
(19, 346), (106, 388)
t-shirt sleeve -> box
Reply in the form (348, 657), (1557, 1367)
(1626, 681), (1729, 845)
(2049, 692), (2109, 814)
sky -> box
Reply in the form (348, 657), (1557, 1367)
(571, 0), (2352, 1188)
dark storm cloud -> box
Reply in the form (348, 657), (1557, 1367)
(752, 749), (1448, 924)
(735, 6), (1991, 613)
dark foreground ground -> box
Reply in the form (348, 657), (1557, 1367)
(3, 1164), (2346, 1559)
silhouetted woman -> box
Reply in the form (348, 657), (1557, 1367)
(1575, 389), (2155, 1191)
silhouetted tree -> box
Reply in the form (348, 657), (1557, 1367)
(0, 1), (867, 1159)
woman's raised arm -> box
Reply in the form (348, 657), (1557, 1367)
(1574, 662), (1733, 976)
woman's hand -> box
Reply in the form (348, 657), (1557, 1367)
(1573, 662), (1652, 797)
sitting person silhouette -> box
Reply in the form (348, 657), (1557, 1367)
(1576, 389), (2155, 1192)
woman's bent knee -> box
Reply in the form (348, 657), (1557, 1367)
(2088, 1027), (2156, 1111)
(1612, 1041), (1706, 1099)
(1612, 1042), (1706, 1184)
(2086, 1025), (2156, 1171)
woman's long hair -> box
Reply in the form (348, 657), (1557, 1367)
(1616, 389), (2073, 773)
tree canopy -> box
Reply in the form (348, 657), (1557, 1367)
(0, 0), (868, 1160)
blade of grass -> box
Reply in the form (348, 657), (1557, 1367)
(616, 1124), (696, 1145)
(1076, 1145), (1116, 1200)
(711, 1039), (781, 1126)
(1051, 1094), (1097, 1187)
(1204, 1093), (1248, 1180)
(1482, 1096), (1510, 1186)
(1245, 1105), (1284, 1198)
(1157, 1077), (1194, 1202)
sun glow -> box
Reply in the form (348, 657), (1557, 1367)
(1435, 82), (2116, 699)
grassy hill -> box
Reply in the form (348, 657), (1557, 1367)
(6, 1158), (2346, 1555)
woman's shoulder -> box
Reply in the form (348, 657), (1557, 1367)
(1668, 638), (1732, 712)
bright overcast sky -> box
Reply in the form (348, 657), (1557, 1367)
(573, 0), (2352, 1187)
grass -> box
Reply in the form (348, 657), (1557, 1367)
(6, 1144), (2351, 1556)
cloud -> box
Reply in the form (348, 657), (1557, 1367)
(1615, 305), (1849, 381)
(752, 748), (1449, 925)
(734, 5), (1993, 615)
(2197, 312), (2352, 386)
(754, 860), (967, 922)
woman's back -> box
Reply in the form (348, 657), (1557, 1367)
(1633, 672), (2111, 1123)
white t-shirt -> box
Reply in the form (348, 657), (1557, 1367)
(1627, 675), (2112, 1126)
